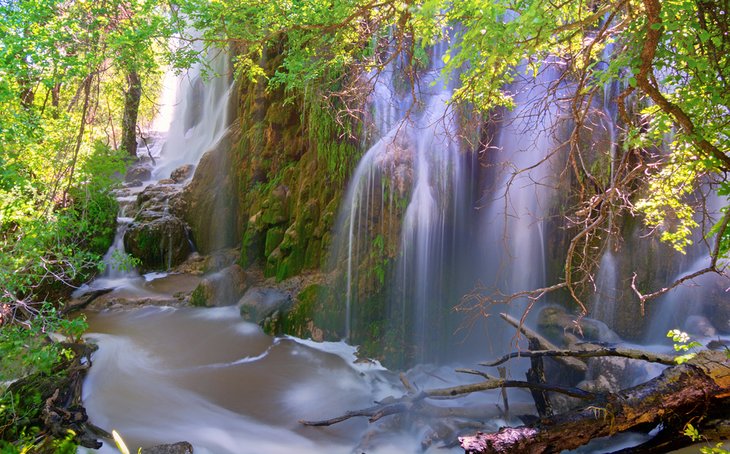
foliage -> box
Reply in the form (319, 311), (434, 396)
(685, 423), (730, 454)
(0, 304), (86, 382)
(701, 444), (730, 454)
(0, 0), (179, 448)
(667, 329), (702, 364)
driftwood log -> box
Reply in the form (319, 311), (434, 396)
(300, 312), (730, 452)
(460, 349), (730, 453)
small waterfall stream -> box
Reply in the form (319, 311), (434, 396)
(153, 47), (236, 180)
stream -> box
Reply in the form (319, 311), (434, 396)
(81, 305), (402, 453)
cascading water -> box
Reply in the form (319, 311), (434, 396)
(330, 45), (577, 365)
(330, 43), (477, 364)
(591, 250), (619, 327)
(153, 46), (235, 179)
(646, 193), (730, 342)
(479, 70), (563, 300)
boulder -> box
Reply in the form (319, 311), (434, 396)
(124, 215), (192, 271)
(125, 164), (152, 184)
(170, 164), (195, 183)
(190, 264), (248, 307)
(238, 287), (293, 326)
(683, 315), (717, 338)
(537, 306), (621, 343)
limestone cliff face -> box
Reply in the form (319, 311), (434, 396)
(230, 64), (361, 281)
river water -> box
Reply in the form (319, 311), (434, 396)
(81, 306), (416, 453)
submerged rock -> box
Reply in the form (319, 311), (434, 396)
(238, 287), (293, 330)
(140, 441), (193, 454)
(190, 264), (249, 307)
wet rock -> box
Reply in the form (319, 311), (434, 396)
(583, 354), (655, 393)
(126, 179), (144, 187)
(551, 376), (613, 413)
(683, 315), (717, 338)
(238, 287), (293, 327)
(170, 164), (195, 182)
(537, 306), (621, 343)
(264, 227), (285, 257)
(172, 252), (207, 275)
(125, 165), (152, 184)
(190, 264), (248, 307)
(182, 129), (240, 254)
(158, 178), (176, 185)
(140, 441), (193, 454)
(260, 185), (289, 225)
(137, 184), (179, 207)
(707, 339), (730, 350)
(203, 248), (239, 272)
(124, 215), (192, 271)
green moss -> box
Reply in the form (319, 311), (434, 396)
(304, 239), (322, 269)
(275, 248), (305, 281)
(264, 227), (285, 256)
(190, 285), (208, 307)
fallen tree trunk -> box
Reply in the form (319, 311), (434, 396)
(460, 349), (730, 453)
(1, 341), (109, 451)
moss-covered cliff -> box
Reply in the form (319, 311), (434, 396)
(232, 53), (362, 282)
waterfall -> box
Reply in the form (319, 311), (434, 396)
(646, 193), (730, 342)
(75, 46), (234, 296)
(152, 46), (235, 179)
(329, 45), (572, 365)
(330, 43), (476, 364)
(456, 67), (567, 358)
(591, 250), (619, 327)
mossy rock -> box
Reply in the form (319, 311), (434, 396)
(124, 215), (192, 271)
(276, 284), (345, 341)
(264, 227), (285, 257)
(239, 287), (293, 335)
(260, 185), (289, 225)
(190, 264), (248, 307)
(275, 249), (305, 281)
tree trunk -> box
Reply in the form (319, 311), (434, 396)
(121, 69), (141, 157)
(460, 350), (730, 453)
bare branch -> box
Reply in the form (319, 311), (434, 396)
(481, 347), (676, 368)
